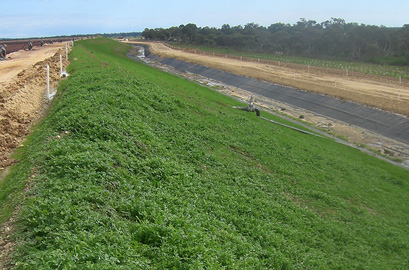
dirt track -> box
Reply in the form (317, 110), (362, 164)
(140, 42), (409, 117)
(0, 43), (68, 171)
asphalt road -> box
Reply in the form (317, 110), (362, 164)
(138, 44), (409, 146)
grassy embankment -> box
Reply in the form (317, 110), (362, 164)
(169, 42), (409, 79)
(1, 38), (408, 269)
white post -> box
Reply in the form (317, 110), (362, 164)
(47, 64), (50, 97)
(257, 58), (260, 63)
(346, 68), (349, 77)
(308, 65), (310, 72)
(279, 61), (281, 66)
(65, 43), (68, 60)
(240, 56), (242, 61)
(399, 76), (402, 85)
(60, 54), (63, 76)
(71, 40), (74, 47)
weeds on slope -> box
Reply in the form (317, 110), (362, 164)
(6, 38), (409, 269)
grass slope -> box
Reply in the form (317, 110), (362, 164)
(4, 38), (409, 269)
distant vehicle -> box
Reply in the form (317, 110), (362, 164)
(28, 41), (33, 50)
(0, 44), (6, 59)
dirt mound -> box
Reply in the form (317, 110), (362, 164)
(0, 46), (68, 171)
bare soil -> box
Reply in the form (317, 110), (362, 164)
(0, 43), (68, 172)
(0, 209), (17, 269)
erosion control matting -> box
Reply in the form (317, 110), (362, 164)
(137, 45), (409, 146)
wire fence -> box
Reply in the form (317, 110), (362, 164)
(163, 43), (409, 86)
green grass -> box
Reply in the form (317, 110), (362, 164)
(170, 42), (409, 79)
(2, 38), (408, 269)
(0, 155), (31, 224)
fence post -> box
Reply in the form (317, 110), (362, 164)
(60, 54), (63, 76)
(46, 65), (50, 97)
(399, 76), (402, 85)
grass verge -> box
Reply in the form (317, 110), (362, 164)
(2, 38), (408, 269)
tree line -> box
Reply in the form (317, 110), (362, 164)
(142, 18), (409, 64)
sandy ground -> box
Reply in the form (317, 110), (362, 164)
(140, 42), (409, 117)
(132, 42), (409, 165)
(0, 44), (66, 86)
(0, 43), (68, 171)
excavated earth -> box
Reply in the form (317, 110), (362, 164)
(0, 43), (68, 172)
(0, 42), (69, 269)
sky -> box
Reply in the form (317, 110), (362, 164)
(1, 0), (408, 38)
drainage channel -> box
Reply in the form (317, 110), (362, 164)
(158, 57), (409, 146)
(127, 44), (409, 170)
(135, 44), (409, 146)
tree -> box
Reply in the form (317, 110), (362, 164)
(142, 28), (155, 40)
(181, 23), (198, 43)
(221, 24), (233, 35)
(141, 19), (409, 64)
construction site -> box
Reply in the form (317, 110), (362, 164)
(0, 41), (69, 171)
(1, 39), (409, 175)
(1, 36), (409, 270)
